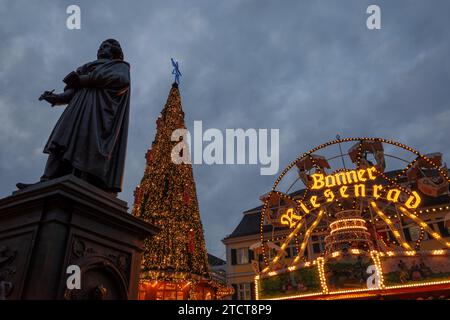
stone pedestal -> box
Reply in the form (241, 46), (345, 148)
(0, 175), (158, 300)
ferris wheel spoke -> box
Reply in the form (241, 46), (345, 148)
(264, 218), (307, 272)
(290, 209), (325, 267)
(370, 201), (412, 251)
(398, 206), (450, 248)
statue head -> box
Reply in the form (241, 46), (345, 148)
(97, 39), (124, 60)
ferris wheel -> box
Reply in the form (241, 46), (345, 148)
(259, 137), (450, 274)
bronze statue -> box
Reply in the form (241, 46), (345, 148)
(17, 39), (130, 195)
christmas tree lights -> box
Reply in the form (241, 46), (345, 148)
(132, 83), (212, 299)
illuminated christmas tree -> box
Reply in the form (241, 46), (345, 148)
(132, 81), (215, 300)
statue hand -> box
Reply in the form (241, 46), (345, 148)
(39, 89), (55, 100)
(39, 90), (58, 107)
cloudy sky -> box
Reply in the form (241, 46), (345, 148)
(1, 0), (449, 259)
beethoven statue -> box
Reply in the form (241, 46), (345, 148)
(17, 39), (130, 195)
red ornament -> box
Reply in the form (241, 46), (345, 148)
(188, 229), (195, 254)
(377, 231), (386, 241)
(146, 149), (153, 164)
(156, 116), (163, 128)
(183, 184), (191, 205)
(134, 186), (142, 205)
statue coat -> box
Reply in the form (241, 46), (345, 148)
(44, 59), (131, 192)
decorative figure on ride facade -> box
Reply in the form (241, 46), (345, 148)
(17, 39), (131, 195)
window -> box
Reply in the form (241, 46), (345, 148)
(312, 243), (323, 254)
(403, 227), (412, 241)
(291, 245), (298, 257)
(311, 235), (325, 254)
(437, 221), (450, 237)
(238, 283), (251, 300)
(237, 248), (249, 264)
(231, 248), (253, 265)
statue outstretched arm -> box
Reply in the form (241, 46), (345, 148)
(39, 88), (76, 107)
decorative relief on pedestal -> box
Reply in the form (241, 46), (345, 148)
(109, 253), (129, 274)
(0, 245), (17, 267)
(64, 237), (131, 300)
(72, 239), (87, 258)
(70, 238), (130, 278)
(0, 246), (17, 299)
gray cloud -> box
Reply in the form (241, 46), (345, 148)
(1, 0), (450, 259)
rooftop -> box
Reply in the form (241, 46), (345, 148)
(208, 253), (226, 266)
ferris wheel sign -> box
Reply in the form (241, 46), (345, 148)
(255, 137), (450, 300)
(281, 165), (422, 230)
